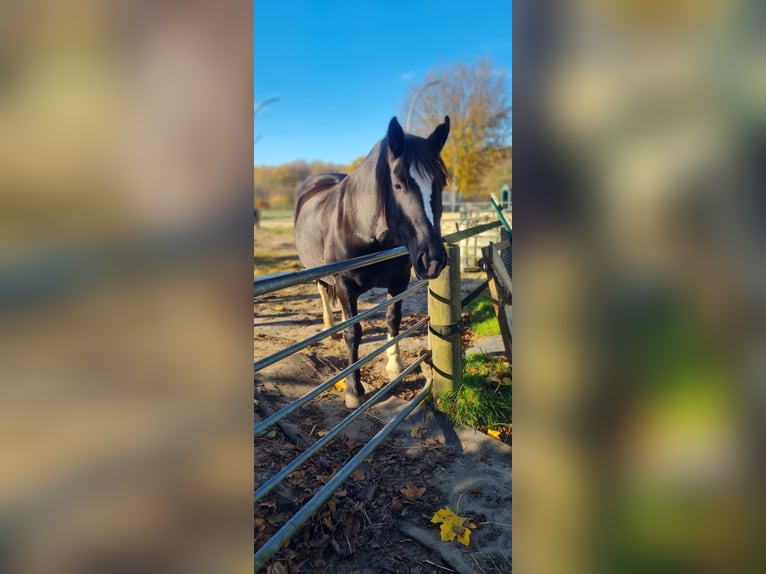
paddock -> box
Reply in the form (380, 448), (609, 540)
(254, 220), (506, 571)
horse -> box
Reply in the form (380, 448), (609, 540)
(294, 115), (451, 408)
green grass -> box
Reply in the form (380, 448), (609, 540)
(437, 353), (512, 433)
(254, 225), (294, 234)
(432, 288), (511, 440)
(259, 209), (293, 220)
(464, 290), (501, 338)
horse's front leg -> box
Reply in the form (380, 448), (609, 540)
(338, 288), (364, 409)
(385, 274), (409, 380)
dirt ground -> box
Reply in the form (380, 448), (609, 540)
(254, 225), (511, 573)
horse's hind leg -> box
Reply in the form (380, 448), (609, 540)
(338, 285), (364, 409)
(385, 274), (409, 380)
(317, 282), (335, 330)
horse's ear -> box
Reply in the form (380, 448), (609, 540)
(388, 117), (405, 157)
(428, 115), (450, 152)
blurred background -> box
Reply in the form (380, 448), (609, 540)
(0, 1), (253, 572)
(514, 0), (766, 572)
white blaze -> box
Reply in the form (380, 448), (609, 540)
(409, 164), (434, 226)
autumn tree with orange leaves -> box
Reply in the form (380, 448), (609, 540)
(404, 59), (511, 201)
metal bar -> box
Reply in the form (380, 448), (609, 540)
(461, 279), (490, 309)
(253, 316), (429, 436)
(253, 223), (499, 298)
(254, 352), (430, 503)
(442, 220), (501, 244)
(254, 379), (432, 571)
(489, 195), (512, 234)
(254, 281), (427, 373)
(254, 247), (408, 297)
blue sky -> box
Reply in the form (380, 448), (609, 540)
(254, 0), (512, 166)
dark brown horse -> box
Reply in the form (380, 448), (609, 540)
(294, 116), (450, 408)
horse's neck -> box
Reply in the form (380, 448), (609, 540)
(341, 149), (389, 243)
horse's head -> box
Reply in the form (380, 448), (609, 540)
(384, 115), (450, 280)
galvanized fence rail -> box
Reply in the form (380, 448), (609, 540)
(253, 221), (501, 570)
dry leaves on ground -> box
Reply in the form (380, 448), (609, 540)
(400, 484), (426, 501)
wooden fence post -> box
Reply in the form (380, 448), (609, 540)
(428, 243), (463, 398)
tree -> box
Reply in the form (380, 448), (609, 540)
(253, 159), (356, 209)
(405, 59), (511, 201)
(480, 146), (512, 197)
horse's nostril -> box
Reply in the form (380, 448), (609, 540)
(418, 252), (429, 270)
(427, 260), (439, 278)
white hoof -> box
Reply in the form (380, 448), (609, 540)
(345, 394), (361, 409)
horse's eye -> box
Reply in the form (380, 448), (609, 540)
(394, 183), (402, 190)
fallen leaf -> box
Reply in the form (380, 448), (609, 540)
(400, 484), (426, 501)
(273, 305), (286, 312)
(487, 429), (502, 440)
(266, 563), (288, 574)
(334, 488), (347, 497)
(350, 468), (365, 481)
(424, 437), (439, 446)
(334, 380), (346, 392)
(410, 426), (424, 438)
(430, 507), (474, 546)
(390, 496), (402, 510)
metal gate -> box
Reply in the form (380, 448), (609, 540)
(253, 221), (500, 569)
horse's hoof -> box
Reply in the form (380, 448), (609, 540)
(345, 394), (362, 409)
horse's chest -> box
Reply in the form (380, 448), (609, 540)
(347, 256), (410, 290)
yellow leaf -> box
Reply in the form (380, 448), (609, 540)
(487, 429), (501, 440)
(430, 507), (474, 546)
(334, 380), (346, 392)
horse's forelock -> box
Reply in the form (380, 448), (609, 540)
(401, 138), (448, 190)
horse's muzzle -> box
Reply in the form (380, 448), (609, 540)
(413, 244), (447, 280)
